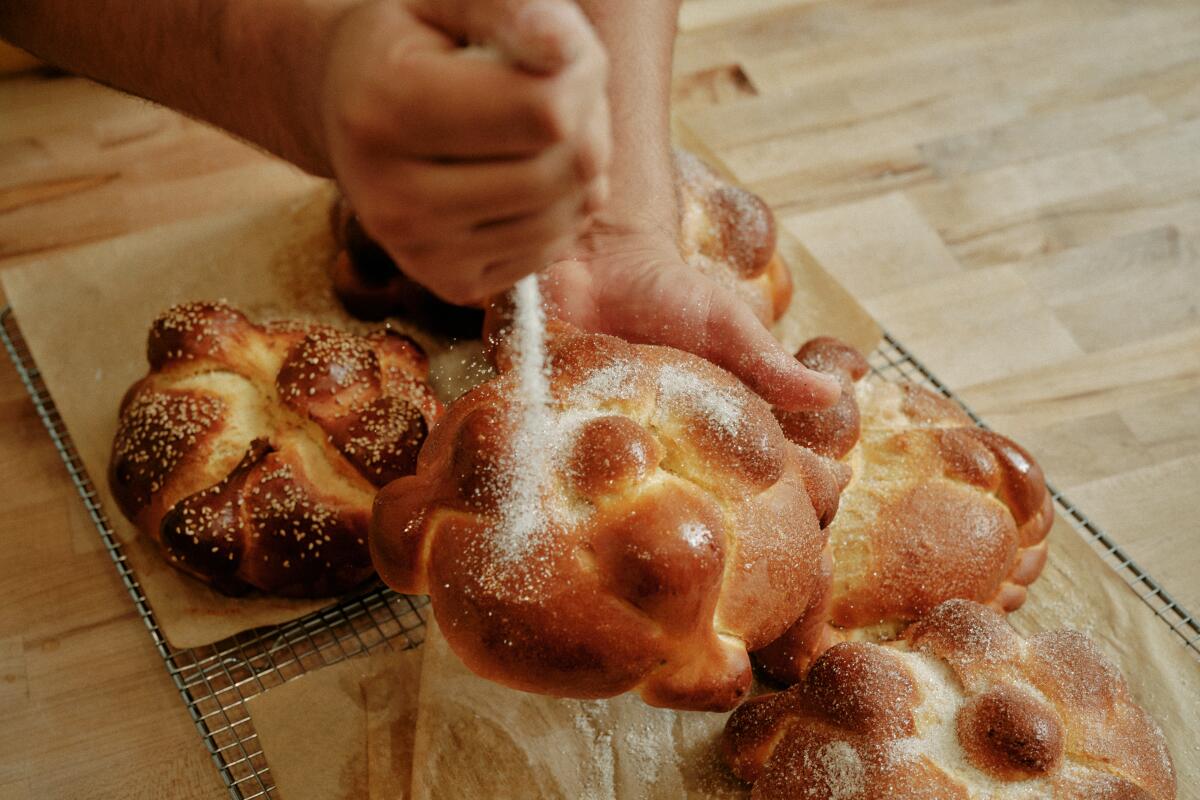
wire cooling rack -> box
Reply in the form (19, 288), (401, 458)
(3, 304), (1198, 799)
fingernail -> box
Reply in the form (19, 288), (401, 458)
(813, 371), (841, 400)
(511, 0), (579, 73)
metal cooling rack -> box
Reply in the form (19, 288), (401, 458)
(2, 305), (1197, 799)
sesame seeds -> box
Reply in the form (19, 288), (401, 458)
(112, 390), (223, 495)
(114, 302), (434, 596)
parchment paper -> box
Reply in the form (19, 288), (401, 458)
(246, 646), (423, 800)
(248, 515), (1200, 800)
(0, 172), (877, 648)
(409, 622), (745, 800)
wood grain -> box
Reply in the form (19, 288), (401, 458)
(2, 0), (1198, 796)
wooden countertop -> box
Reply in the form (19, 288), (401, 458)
(2, 1), (1198, 796)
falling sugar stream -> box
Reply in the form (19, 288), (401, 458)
(495, 274), (553, 559)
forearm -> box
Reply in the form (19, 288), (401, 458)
(0, 0), (358, 175)
(575, 0), (681, 234)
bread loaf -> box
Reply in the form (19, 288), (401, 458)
(371, 326), (844, 711)
(675, 148), (793, 325)
(758, 338), (1052, 682)
(109, 301), (440, 596)
(723, 600), (1176, 800)
(328, 148), (792, 328)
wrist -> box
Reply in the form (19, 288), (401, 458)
(221, 0), (370, 177)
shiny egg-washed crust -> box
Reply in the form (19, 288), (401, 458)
(108, 301), (441, 597)
(328, 197), (485, 336)
(759, 337), (1053, 682)
(675, 148), (793, 325)
(723, 600), (1176, 800)
(371, 326), (846, 711)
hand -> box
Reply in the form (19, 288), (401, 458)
(319, 0), (611, 305)
(541, 224), (842, 412)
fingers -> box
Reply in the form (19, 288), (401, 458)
(546, 259), (841, 412)
(411, 0), (602, 75)
(323, 0), (611, 304)
(695, 291), (842, 412)
(373, 141), (601, 222)
(490, 0), (598, 74)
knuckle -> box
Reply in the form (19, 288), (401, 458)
(527, 90), (573, 144)
(334, 88), (384, 141)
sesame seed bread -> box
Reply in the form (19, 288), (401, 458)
(108, 301), (440, 597)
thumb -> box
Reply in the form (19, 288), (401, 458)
(691, 288), (843, 412)
(411, 0), (597, 75)
(492, 0), (597, 74)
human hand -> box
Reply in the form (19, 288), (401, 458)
(319, 0), (610, 305)
(541, 225), (841, 412)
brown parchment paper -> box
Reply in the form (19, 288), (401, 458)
(397, 518), (1200, 799)
(0, 172), (876, 648)
(410, 622), (746, 800)
(244, 514), (1200, 800)
(246, 646), (423, 800)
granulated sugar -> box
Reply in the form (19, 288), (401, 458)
(493, 275), (553, 561)
(806, 740), (865, 800)
(656, 364), (744, 437)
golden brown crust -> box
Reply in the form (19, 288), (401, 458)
(371, 327), (839, 710)
(762, 338), (1053, 681)
(723, 600), (1177, 800)
(109, 301), (441, 597)
(329, 198), (485, 335)
(675, 148), (793, 325)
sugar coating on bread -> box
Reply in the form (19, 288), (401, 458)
(760, 338), (1052, 681)
(675, 148), (793, 325)
(371, 326), (845, 711)
(109, 301), (440, 597)
(723, 600), (1176, 800)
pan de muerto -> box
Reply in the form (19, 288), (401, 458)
(371, 326), (844, 711)
(757, 338), (1053, 682)
(723, 599), (1175, 800)
(109, 301), (439, 597)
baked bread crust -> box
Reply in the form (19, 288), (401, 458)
(329, 197), (485, 336)
(759, 338), (1052, 681)
(675, 148), (793, 325)
(108, 301), (440, 597)
(723, 600), (1177, 800)
(371, 326), (843, 711)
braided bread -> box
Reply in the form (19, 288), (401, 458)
(371, 326), (844, 711)
(758, 338), (1052, 682)
(108, 301), (440, 597)
(675, 148), (793, 325)
(723, 600), (1176, 799)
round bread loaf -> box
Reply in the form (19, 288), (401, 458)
(723, 600), (1176, 800)
(371, 326), (845, 711)
(675, 148), (793, 325)
(758, 338), (1053, 682)
(108, 301), (440, 597)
